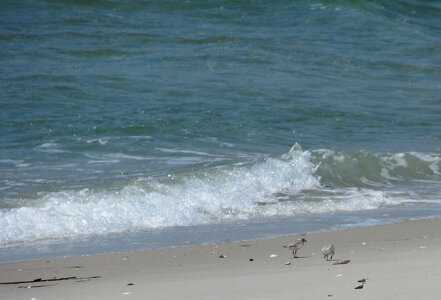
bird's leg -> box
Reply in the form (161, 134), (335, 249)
(293, 250), (297, 258)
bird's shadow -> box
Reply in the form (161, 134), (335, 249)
(290, 255), (310, 259)
(326, 258), (343, 262)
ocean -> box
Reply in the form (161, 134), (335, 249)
(1, 0), (440, 263)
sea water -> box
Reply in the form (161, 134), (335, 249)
(1, 0), (440, 263)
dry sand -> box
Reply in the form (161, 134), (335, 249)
(1, 218), (441, 299)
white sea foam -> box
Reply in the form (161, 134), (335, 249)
(0, 145), (421, 246)
(314, 149), (345, 162)
(388, 153), (408, 168)
(104, 153), (152, 161)
(409, 152), (441, 175)
(196, 137), (236, 148)
(86, 136), (152, 145)
(35, 143), (69, 153)
(0, 159), (30, 168)
(84, 153), (121, 164)
(155, 148), (221, 157)
(127, 135), (152, 140)
(380, 167), (393, 180)
(84, 153), (154, 164)
(86, 137), (111, 145)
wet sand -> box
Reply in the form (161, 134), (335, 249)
(1, 218), (440, 299)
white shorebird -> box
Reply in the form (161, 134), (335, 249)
(321, 244), (335, 261)
(283, 238), (307, 258)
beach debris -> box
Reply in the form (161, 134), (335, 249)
(209, 251), (216, 255)
(333, 260), (350, 265)
(321, 244), (335, 261)
(219, 254), (226, 258)
(361, 242), (367, 246)
(127, 283), (134, 286)
(420, 246), (426, 249)
(336, 274), (343, 277)
(66, 266), (84, 269)
(354, 278), (368, 289)
(19, 284), (55, 288)
(270, 254), (278, 258)
(328, 294), (333, 297)
(249, 258), (254, 262)
(238, 244), (251, 248)
(122, 256), (128, 261)
(122, 292), (132, 295)
(0, 276), (101, 285)
(285, 261), (291, 265)
(283, 238), (307, 258)
(1, 276), (101, 289)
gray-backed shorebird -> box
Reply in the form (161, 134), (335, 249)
(283, 238), (307, 258)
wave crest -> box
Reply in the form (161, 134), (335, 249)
(2, 145), (439, 245)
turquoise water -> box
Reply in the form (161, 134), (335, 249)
(1, 0), (441, 260)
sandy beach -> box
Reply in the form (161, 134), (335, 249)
(1, 218), (440, 300)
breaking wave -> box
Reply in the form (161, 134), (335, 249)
(1, 144), (440, 245)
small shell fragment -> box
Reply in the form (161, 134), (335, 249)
(219, 254), (226, 258)
(269, 254), (278, 258)
(333, 260), (350, 265)
(285, 261), (291, 265)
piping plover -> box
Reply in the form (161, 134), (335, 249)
(283, 238), (307, 258)
(321, 244), (335, 261)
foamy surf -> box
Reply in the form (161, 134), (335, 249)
(0, 144), (419, 246)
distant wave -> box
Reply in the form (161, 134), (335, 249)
(56, 0), (441, 19)
(313, 148), (441, 188)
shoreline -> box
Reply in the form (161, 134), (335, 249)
(1, 218), (441, 299)
(3, 203), (440, 265)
